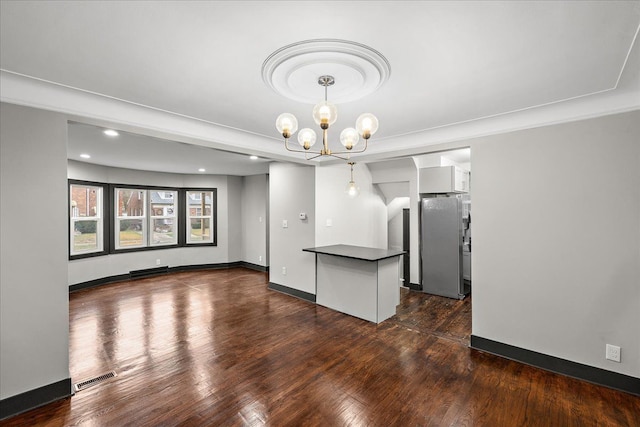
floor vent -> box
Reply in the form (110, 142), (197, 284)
(74, 371), (117, 392)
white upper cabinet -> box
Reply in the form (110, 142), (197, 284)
(419, 166), (469, 194)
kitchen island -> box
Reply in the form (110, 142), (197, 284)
(303, 244), (404, 323)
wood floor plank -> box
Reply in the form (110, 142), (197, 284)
(2, 268), (638, 426)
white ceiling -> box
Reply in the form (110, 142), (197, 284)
(68, 122), (270, 175)
(1, 1), (639, 174)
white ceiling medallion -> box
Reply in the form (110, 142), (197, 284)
(262, 39), (391, 104)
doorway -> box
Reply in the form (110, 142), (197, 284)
(402, 208), (410, 286)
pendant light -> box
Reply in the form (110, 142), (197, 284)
(345, 162), (360, 198)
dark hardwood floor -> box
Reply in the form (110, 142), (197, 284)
(2, 268), (638, 426)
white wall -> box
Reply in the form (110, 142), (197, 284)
(472, 110), (640, 377)
(368, 159), (421, 285)
(269, 163), (316, 294)
(315, 163), (387, 249)
(1, 103), (70, 399)
(241, 174), (269, 266)
(67, 161), (242, 284)
(387, 197), (410, 253)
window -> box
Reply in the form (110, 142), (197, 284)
(70, 182), (105, 257)
(186, 190), (215, 244)
(115, 187), (181, 250)
(69, 182), (216, 257)
(115, 187), (147, 249)
(149, 190), (177, 246)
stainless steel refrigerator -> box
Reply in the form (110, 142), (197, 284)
(420, 197), (465, 299)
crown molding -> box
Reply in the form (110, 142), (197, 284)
(0, 70), (302, 163)
(2, 70), (637, 165)
(360, 87), (640, 160)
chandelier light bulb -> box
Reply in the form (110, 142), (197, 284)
(276, 113), (298, 138)
(339, 128), (360, 150)
(297, 128), (317, 150)
(312, 101), (338, 129)
(355, 113), (379, 139)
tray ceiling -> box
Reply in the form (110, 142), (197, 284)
(1, 1), (639, 171)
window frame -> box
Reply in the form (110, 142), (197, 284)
(69, 182), (217, 258)
(149, 189), (178, 247)
(68, 180), (109, 260)
(111, 184), (185, 253)
(185, 188), (217, 246)
(114, 186), (149, 250)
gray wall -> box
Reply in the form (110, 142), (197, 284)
(388, 213), (404, 251)
(269, 163), (316, 294)
(387, 198), (410, 253)
(472, 110), (639, 377)
(315, 163), (387, 249)
(67, 161), (243, 284)
(227, 175), (243, 263)
(1, 103), (70, 398)
(241, 174), (269, 267)
(368, 159), (420, 285)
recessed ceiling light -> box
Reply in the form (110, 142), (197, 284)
(198, 168), (206, 172)
(103, 129), (119, 137)
(80, 153), (91, 159)
(249, 155), (258, 160)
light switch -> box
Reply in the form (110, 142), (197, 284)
(326, 218), (332, 227)
(282, 219), (288, 228)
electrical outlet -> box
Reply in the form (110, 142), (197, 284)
(156, 259), (161, 266)
(282, 219), (288, 228)
(606, 344), (621, 362)
(259, 255), (262, 262)
(282, 267), (287, 275)
(326, 218), (332, 227)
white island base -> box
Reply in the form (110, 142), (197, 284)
(304, 245), (404, 324)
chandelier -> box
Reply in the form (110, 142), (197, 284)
(275, 75), (379, 161)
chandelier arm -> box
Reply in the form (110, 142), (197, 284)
(305, 152), (324, 161)
(328, 153), (351, 161)
(284, 139), (323, 155)
(320, 138), (370, 156)
(284, 138), (370, 156)
(346, 138), (369, 154)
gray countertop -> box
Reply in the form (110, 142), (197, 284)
(303, 244), (405, 262)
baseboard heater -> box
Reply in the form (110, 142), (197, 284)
(129, 266), (168, 279)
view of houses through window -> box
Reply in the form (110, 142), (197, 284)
(69, 181), (216, 259)
(115, 188), (179, 249)
(150, 191), (178, 246)
(187, 190), (214, 244)
(116, 188), (147, 249)
(70, 183), (103, 256)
